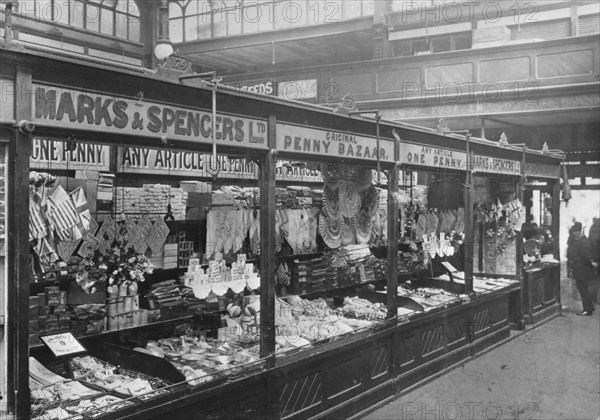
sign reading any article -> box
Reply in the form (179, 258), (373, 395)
(40, 332), (86, 357)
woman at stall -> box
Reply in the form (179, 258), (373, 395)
(567, 222), (597, 316)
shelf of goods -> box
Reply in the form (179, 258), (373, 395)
(0, 46), (564, 420)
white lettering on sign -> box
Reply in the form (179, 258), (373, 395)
(33, 84), (268, 149)
(118, 147), (323, 182)
(31, 138), (110, 171)
(234, 79), (318, 101)
(240, 81), (274, 95)
(277, 123), (394, 162)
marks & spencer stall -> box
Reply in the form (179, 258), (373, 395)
(0, 45), (562, 420)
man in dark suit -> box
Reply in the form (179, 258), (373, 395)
(567, 222), (597, 316)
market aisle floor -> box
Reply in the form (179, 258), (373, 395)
(359, 278), (600, 420)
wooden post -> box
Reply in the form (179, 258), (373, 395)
(259, 116), (277, 365)
(387, 162), (399, 318)
(7, 65), (33, 419)
(516, 148), (526, 279)
(552, 179), (560, 260)
(464, 146), (474, 295)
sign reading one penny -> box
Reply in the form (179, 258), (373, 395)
(33, 84), (268, 149)
(277, 123), (394, 162)
(31, 138), (110, 171)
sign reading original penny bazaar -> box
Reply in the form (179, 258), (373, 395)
(277, 123), (395, 162)
(32, 84), (268, 149)
(400, 143), (521, 175)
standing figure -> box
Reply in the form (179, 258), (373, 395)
(567, 222), (598, 316)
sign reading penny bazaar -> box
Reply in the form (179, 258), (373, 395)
(277, 123), (395, 162)
(399, 143), (521, 176)
(32, 84), (268, 149)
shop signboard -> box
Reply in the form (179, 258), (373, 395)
(231, 78), (318, 101)
(31, 138), (110, 171)
(117, 146), (322, 182)
(32, 84), (268, 150)
(471, 155), (521, 176)
(277, 123), (395, 162)
(529, 162), (561, 179)
(400, 142), (466, 171)
(399, 142), (521, 175)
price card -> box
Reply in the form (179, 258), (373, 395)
(40, 332), (86, 357)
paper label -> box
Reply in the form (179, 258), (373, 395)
(40, 333), (86, 357)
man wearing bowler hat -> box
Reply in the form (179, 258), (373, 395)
(567, 222), (598, 316)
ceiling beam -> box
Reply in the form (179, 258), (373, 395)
(175, 18), (373, 55)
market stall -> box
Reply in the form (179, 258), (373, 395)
(0, 45), (563, 420)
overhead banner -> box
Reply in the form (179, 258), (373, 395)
(277, 123), (395, 162)
(117, 146), (322, 182)
(31, 138), (110, 171)
(399, 142), (521, 176)
(400, 142), (465, 171)
(32, 84), (268, 149)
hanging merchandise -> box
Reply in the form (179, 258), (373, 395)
(29, 197), (47, 241)
(249, 211), (261, 255)
(70, 187), (92, 236)
(131, 215), (151, 255)
(340, 217), (356, 246)
(355, 168), (373, 192)
(338, 180), (361, 218)
(321, 163), (341, 185)
(318, 212), (342, 249)
(144, 218), (170, 256)
(323, 184), (342, 220)
(46, 184), (81, 241)
(454, 208), (465, 234)
(354, 212), (373, 244)
(360, 186), (379, 218)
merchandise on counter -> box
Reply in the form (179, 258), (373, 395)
(69, 356), (170, 398)
(336, 297), (386, 320)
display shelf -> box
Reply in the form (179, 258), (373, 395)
(281, 278), (385, 300)
(29, 314), (196, 350)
